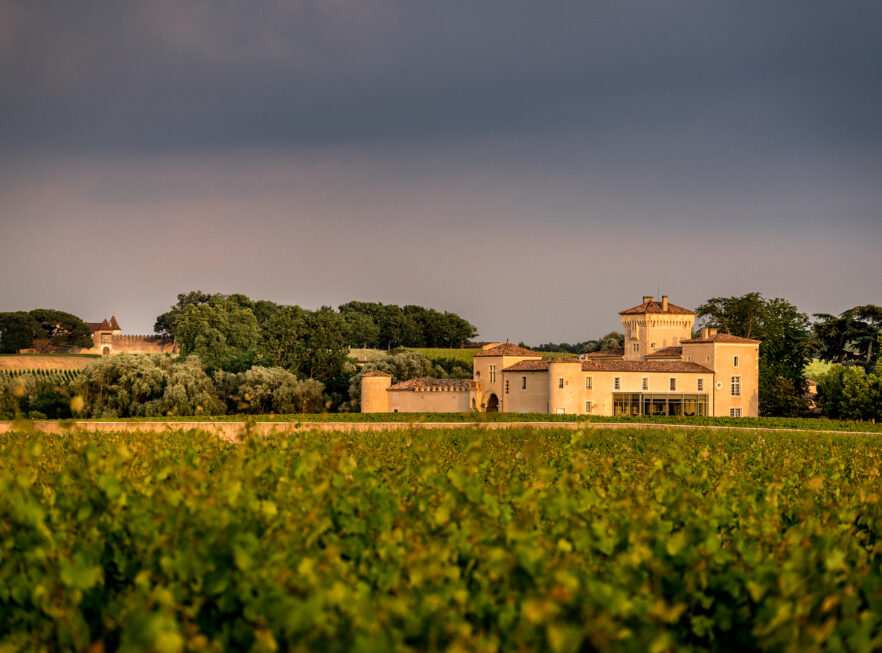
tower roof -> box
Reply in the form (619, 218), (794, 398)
(620, 297), (694, 315)
(109, 315), (121, 330)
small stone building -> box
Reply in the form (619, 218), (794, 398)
(362, 296), (760, 417)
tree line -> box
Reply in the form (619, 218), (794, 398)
(0, 310), (94, 353)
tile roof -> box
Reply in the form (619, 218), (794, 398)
(109, 315), (121, 330)
(387, 378), (472, 391)
(682, 333), (761, 344)
(581, 360), (713, 373)
(620, 301), (695, 315)
(645, 346), (683, 358)
(504, 360), (552, 371)
(584, 348), (624, 359)
(473, 343), (541, 357)
(86, 322), (104, 333)
(362, 370), (392, 377)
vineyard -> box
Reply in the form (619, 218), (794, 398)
(0, 368), (82, 384)
(1, 426), (880, 651)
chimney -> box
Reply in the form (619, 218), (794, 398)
(701, 327), (709, 339)
(662, 295), (669, 311)
(709, 328), (718, 337)
(642, 295), (653, 304)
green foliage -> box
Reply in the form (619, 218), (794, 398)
(339, 301), (477, 349)
(70, 355), (225, 418)
(816, 364), (882, 421)
(533, 332), (625, 354)
(0, 371), (83, 419)
(175, 299), (260, 373)
(1, 427), (881, 650)
(221, 366), (326, 414)
(28, 309), (94, 351)
(814, 305), (882, 368)
(0, 312), (45, 353)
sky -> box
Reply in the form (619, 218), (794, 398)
(1, 1), (880, 344)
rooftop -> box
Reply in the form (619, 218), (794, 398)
(473, 343), (541, 358)
(504, 359), (713, 373)
(584, 348), (624, 359)
(620, 296), (695, 315)
(387, 378), (472, 391)
(682, 333), (761, 344)
(645, 346), (683, 358)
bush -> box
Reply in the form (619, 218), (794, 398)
(226, 366), (326, 414)
(71, 355), (225, 418)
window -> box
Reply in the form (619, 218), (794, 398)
(733, 355), (739, 368)
(585, 376), (593, 390)
(505, 380), (510, 394)
(687, 356), (692, 362)
(670, 378), (676, 391)
(697, 379), (703, 391)
(558, 378), (564, 389)
(476, 371), (481, 382)
(642, 377), (648, 391)
(731, 376), (741, 396)
(651, 342), (656, 350)
(730, 408), (742, 417)
(633, 343), (639, 352)
(585, 401), (592, 413)
(521, 376), (527, 390)
(614, 377), (620, 390)
(393, 409), (399, 413)
(489, 365), (496, 383)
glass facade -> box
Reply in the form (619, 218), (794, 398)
(613, 393), (708, 417)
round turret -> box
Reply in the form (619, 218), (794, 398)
(361, 371), (392, 413)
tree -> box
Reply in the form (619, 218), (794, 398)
(697, 293), (813, 416)
(231, 366), (325, 414)
(154, 290), (214, 337)
(0, 312), (44, 353)
(341, 311), (380, 348)
(813, 305), (882, 369)
(28, 309), (94, 351)
(174, 299), (259, 372)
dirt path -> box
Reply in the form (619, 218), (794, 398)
(0, 420), (876, 443)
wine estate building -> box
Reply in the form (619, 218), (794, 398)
(79, 316), (176, 356)
(361, 296), (760, 417)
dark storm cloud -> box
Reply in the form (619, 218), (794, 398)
(2, 1), (881, 155)
(1, 1), (880, 342)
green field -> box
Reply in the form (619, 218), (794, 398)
(1, 426), (880, 650)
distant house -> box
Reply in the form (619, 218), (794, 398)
(362, 295), (760, 417)
(79, 316), (176, 356)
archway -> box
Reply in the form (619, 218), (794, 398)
(102, 347), (111, 356)
(485, 393), (499, 413)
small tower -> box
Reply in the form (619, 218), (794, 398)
(620, 295), (696, 360)
(547, 358), (583, 415)
(361, 371), (392, 413)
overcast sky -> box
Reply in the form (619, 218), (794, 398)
(1, 1), (880, 343)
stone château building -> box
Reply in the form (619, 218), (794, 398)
(79, 316), (176, 356)
(362, 296), (760, 417)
